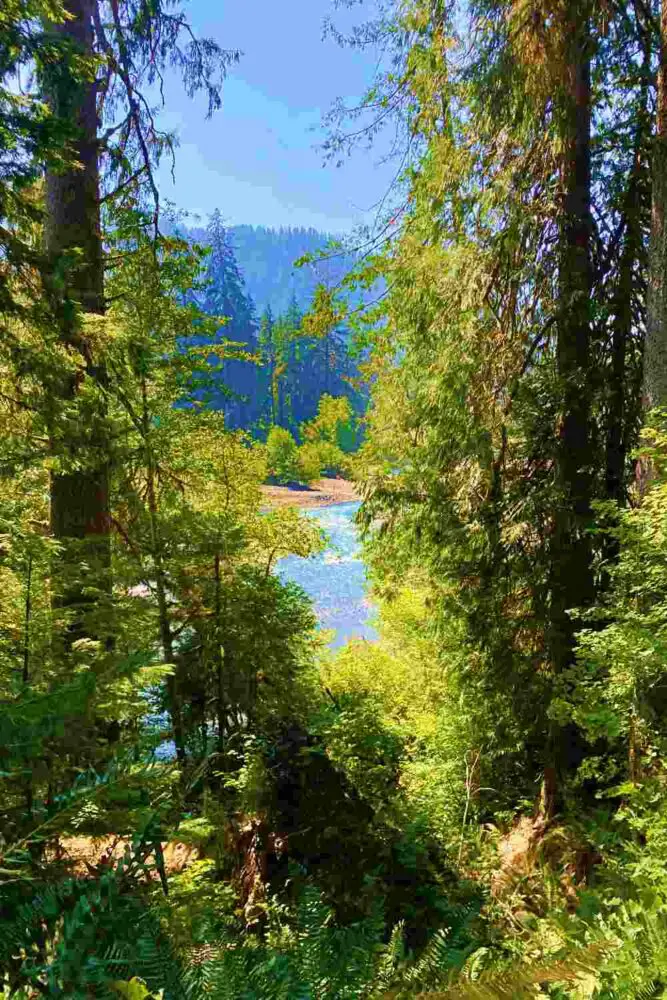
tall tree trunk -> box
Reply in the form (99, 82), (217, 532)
(149, 510), (185, 766)
(643, 0), (667, 410)
(142, 379), (186, 764)
(213, 552), (227, 757)
(44, 0), (111, 625)
(547, 3), (595, 802)
(270, 348), (277, 425)
(324, 331), (331, 396)
(22, 555), (32, 686)
(606, 160), (644, 507)
(23, 555), (33, 818)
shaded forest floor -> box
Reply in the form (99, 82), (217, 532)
(46, 836), (198, 878)
(260, 477), (359, 509)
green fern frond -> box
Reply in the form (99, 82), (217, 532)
(369, 920), (407, 996)
(417, 941), (610, 999)
(0, 850), (185, 999)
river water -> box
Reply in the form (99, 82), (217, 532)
(276, 500), (376, 647)
(151, 501), (374, 758)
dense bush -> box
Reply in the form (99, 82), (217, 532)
(265, 426), (301, 483)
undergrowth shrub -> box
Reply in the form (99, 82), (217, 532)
(265, 427), (301, 484)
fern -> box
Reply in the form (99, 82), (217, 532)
(178, 883), (488, 1000)
(401, 942), (606, 999)
(180, 885), (387, 1000)
(0, 840), (186, 999)
(591, 900), (667, 999)
(369, 920), (407, 996)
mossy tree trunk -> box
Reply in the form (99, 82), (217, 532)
(547, 2), (595, 801)
(644, 0), (667, 411)
(44, 0), (111, 631)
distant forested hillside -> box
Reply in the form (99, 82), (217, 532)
(184, 223), (353, 314)
(179, 212), (366, 437)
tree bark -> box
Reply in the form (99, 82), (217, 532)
(43, 0), (111, 621)
(150, 513), (185, 766)
(606, 158), (644, 507)
(547, 2), (595, 800)
(214, 552), (227, 757)
(142, 378), (186, 764)
(23, 555), (33, 818)
(643, 0), (667, 410)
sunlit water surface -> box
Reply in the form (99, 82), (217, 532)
(276, 500), (376, 647)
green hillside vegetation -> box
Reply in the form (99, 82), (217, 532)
(185, 223), (355, 316)
(3, 1), (667, 999)
(176, 215), (368, 441)
(265, 395), (357, 484)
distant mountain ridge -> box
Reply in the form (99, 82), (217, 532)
(183, 223), (353, 316)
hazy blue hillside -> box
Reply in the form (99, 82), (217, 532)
(184, 223), (353, 315)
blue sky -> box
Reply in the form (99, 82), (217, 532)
(155, 0), (392, 234)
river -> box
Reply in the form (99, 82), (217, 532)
(276, 500), (376, 647)
(151, 500), (373, 758)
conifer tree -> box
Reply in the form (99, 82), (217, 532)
(644, 0), (667, 409)
(546, 0), (596, 800)
(43, 0), (111, 621)
(344, 0), (656, 811)
(39, 1), (236, 631)
(199, 209), (260, 428)
(259, 304), (278, 425)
